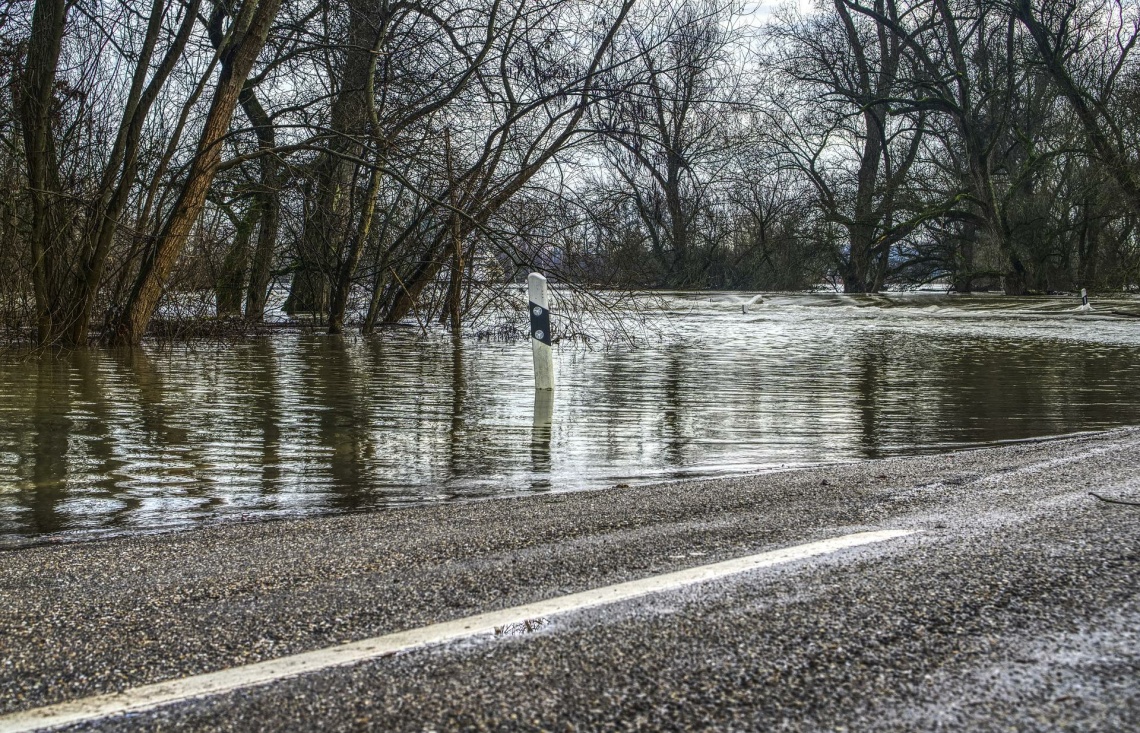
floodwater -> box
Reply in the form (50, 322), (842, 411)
(2, 292), (1140, 545)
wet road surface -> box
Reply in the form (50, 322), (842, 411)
(1, 428), (1138, 731)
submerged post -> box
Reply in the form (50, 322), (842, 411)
(531, 388), (554, 485)
(528, 273), (554, 391)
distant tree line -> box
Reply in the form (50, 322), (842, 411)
(1, 0), (1138, 346)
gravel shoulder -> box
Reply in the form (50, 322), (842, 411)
(2, 428), (1139, 730)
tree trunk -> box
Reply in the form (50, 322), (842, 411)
(18, 0), (69, 345)
(328, 161), (383, 333)
(242, 85), (282, 321)
(844, 111), (885, 294)
(288, 0), (377, 317)
(216, 201), (259, 316)
(439, 214), (463, 330)
(439, 129), (464, 330)
(68, 0), (202, 346)
(664, 156), (691, 287)
(112, 0), (283, 344)
(1078, 195), (1100, 289)
(951, 221), (977, 293)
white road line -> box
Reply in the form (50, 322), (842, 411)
(0, 529), (913, 733)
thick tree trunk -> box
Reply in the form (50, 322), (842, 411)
(844, 108), (886, 294)
(961, 131), (1028, 294)
(18, 0), (69, 345)
(841, 231), (875, 293)
(216, 202), (259, 316)
(951, 221), (977, 293)
(285, 165), (338, 316)
(241, 86), (281, 321)
(288, 1), (377, 317)
(664, 158), (691, 287)
(1078, 195), (1100, 289)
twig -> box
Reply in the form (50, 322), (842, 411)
(1089, 492), (1140, 507)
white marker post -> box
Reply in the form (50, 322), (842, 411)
(528, 273), (554, 391)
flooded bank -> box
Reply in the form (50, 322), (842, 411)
(2, 292), (1139, 544)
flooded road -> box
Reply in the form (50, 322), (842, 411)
(2, 292), (1139, 544)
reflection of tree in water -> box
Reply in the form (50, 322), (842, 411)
(447, 337), (467, 483)
(662, 345), (685, 469)
(24, 357), (72, 535)
(71, 349), (138, 528)
(302, 337), (374, 510)
(116, 349), (221, 516)
(587, 342), (692, 474)
(117, 349), (183, 445)
(230, 340), (283, 495)
(854, 338), (887, 459)
(915, 337), (1068, 447)
(845, 333), (1140, 454)
(494, 617), (549, 636)
(5, 310), (1140, 542)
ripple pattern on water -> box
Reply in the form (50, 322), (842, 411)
(2, 292), (1139, 543)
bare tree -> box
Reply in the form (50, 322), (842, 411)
(112, 0), (283, 344)
(1011, 0), (1140, 219)
(594, 0), (750, 288)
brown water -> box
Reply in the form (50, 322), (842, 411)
(2, 292), (1139, 545)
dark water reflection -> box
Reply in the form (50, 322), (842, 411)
(2, 293), (1140, 544)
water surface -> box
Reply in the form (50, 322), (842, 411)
(3, 292), (1139, 545)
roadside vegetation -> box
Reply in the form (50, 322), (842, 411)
(2, 0), (1139, 347)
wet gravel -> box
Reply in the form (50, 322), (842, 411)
(2, 428), (1139, 731)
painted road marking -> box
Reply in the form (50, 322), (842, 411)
(0, 529), (913, 733)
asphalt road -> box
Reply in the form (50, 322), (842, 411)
(2, 429), (1139, 731)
